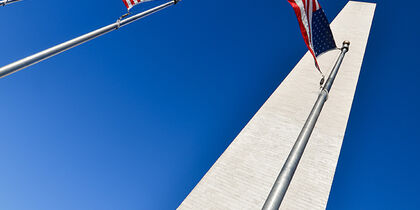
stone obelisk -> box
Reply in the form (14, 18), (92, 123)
(179, 1), (376, 209)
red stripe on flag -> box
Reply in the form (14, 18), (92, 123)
(130, 0), (135, 5)
(122, 0), (129, 9)
(288, 0), (320, 69)
(312, 0), (316, 11)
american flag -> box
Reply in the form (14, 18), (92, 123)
(122, 0), (152, 11)
(288, 0), (336, 69)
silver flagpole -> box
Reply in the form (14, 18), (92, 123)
(0, 0), (22, 7)
(262, 40), (350, 210)
(0, 0), (180, 78)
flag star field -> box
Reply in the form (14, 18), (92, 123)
(312, 9), (336, 56)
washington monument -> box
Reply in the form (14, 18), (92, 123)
(179, 1), (376, 209)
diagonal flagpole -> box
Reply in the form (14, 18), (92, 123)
(0, 0), (22, 7)
(262, 40), (350, 210)
(0, 0), (180, 78)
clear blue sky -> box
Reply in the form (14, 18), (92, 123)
(0, 0), (418, 209)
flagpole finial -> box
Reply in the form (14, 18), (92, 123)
(343, 40), (350, 50)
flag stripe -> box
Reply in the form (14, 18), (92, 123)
(308, 0), (314, 47)
(126, 0), (133, 9)
(316, 0), (320, 9)
(122, 0), (129, 9)
(122, 0), (150, 10)
(288, 0), (317, 64)
(293, 0), (313, 52)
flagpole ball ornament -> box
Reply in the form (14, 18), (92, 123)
(343, 40), (350, 49)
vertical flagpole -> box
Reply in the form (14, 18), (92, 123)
(0, 0), (179, 78)
(0, 0), (22, 7)
(262, 40), (350, 210)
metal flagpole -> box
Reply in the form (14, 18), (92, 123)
(262, 40), (350, 210)
(0, 0), (22, 7)
(0, 0), (180, 78)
